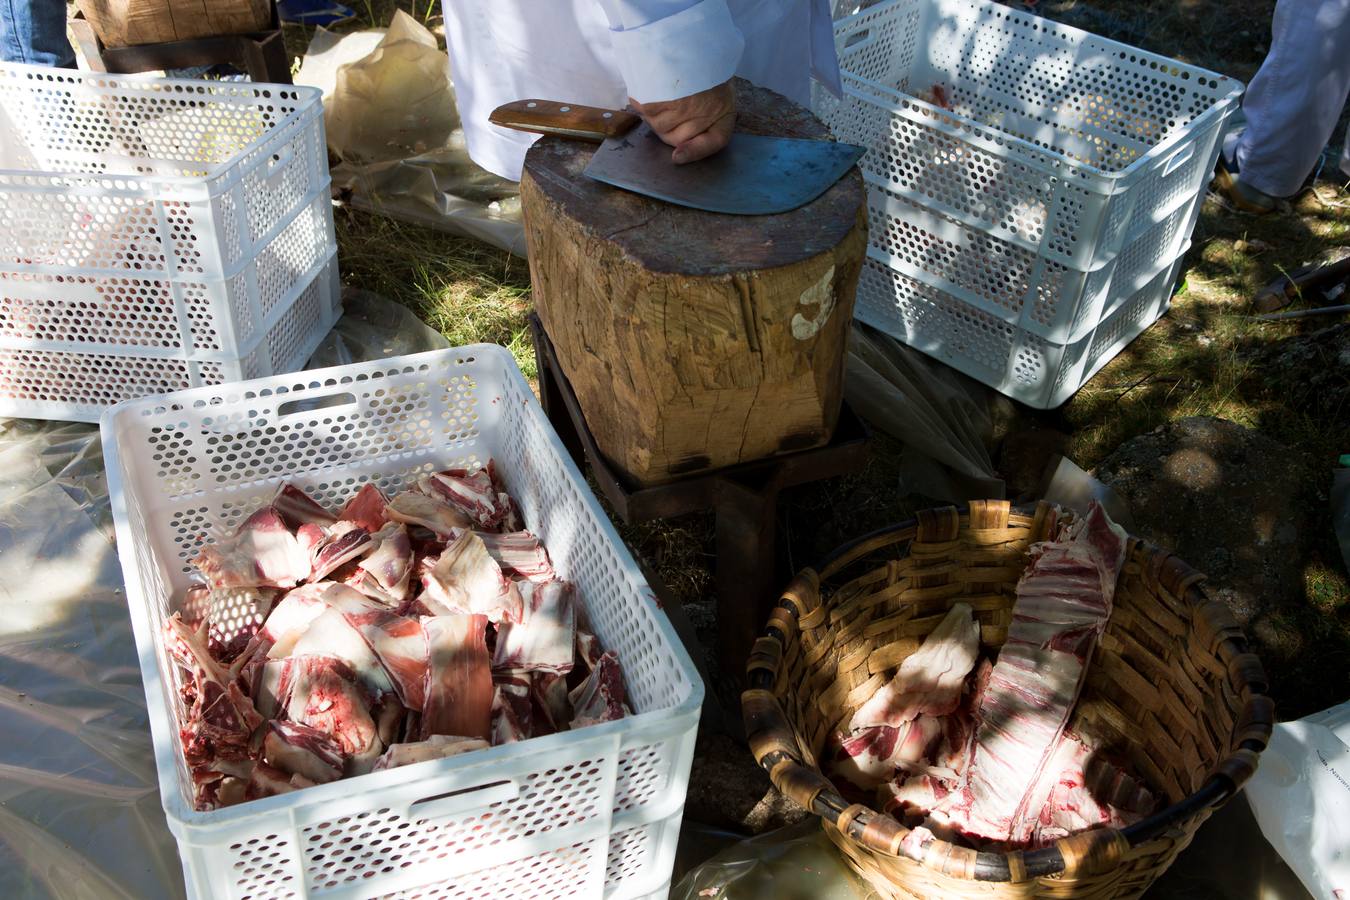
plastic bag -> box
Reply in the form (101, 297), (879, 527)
(672, 821), (878, 900)
(324, 10), (458, 165)
(306, 288), (450, 367)
(845, 323), (1006, 502)
(1245, 700), (1350, 899)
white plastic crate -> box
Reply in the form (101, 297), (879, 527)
(856, 250), (1185, 408)
(101, 345), (704, 900)
(0, 63), (338, 421)
(817, 0), (1241, 405)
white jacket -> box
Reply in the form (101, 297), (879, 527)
(443, 0), (841, 180)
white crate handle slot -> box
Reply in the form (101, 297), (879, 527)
(1162, 141), (1196, 177)
(406, 778), (521, 821)
(843, 27), (873, 49)
(276, 391), (358, 417)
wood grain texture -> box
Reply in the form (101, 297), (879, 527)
(77, 0), (269, 48)
(522, 79), (867, 487)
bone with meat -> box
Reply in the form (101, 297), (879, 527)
(272, 484), (336, 530)
(421, 613), (493, 741)
(263, 720), (345, 784)
(568, 650), (630, 729)
(373, 735), (490, 771)
(306, 521), (374, 582)
(340, 483), (390, 533)
(831, 716), (944, 790)
(321, 584), (429, 710)
(280, 655), (384, 775)
(477, 531), (556, 583)
(420, 469), (511, 531)
(850, 603), (979, 731)
(193, 507), (311, 589)
(420, 530), (523, 624)
(288, 606), (396, 701)
(386, 491), (471, 537)
(491, 674), (533, 744)
(491, 580), (576, 674)
(258, 583), (331, 659)
(354, 522), (413, 603)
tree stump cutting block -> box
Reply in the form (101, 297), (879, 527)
(521, 79), (867, 487)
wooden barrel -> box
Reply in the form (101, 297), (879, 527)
(521, 79), (867, 487)
(77, 0), (271, 48)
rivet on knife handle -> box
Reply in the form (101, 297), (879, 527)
(489, 100), (641, 142)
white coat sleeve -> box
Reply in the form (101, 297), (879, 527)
(593, 0), (746, 103)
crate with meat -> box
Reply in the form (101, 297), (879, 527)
(102, 345), (702, 900)
(744, 500), (1273, 899)
(815, 0), (1243, 407)
(0, 64), (338, 422)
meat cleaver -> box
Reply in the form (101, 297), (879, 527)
(489, 99), (865, 215)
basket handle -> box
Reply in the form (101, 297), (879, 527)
(265, 144), (295, 184)
(406, 778), (520, 821)
(1161, 140), (1196, 177)
(276, 391), (358, 418)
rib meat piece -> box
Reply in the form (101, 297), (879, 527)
(477, 531), (555, 583)
(307, 521), (374, 582)
(372, 735), (490, 771)
(340, 484), (389, 533)
(193, 507), (310, 589)
(568, 650), (629, 730)
(272, 484), (335, 530)
(322, 584), (429, 710)
(356, 522), (413, 603)
(420, 469), (511, 531)
(831, 717), (944, 790)
(387, 491), (471, 537)
(850, 603), (979, 730)
(491, 580), (576, 674)
(420, 531), (524, 624)
(940, 502), (1128, 844)
(263, 721), (344, 784)
(282, 656), (383, 775)
(421, 613), (493, 741)
(260, 583), (331, 659)
(1024, 734), (1154, 848)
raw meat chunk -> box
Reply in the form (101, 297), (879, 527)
(282, 656), (382, 775)
(193, 507), (310, 589)
(359, 522), (413, 601)
(387, 491), (471, 537)
(420, 468), (510, 531)
(340, 484), (389, 533)
(491, 581), (576, 674)
(532, 674), (571, 734)
(568, 650), (630, 730)
(421, 614), (493, 741)
(322, 584), (429, 710)
(491, 675), (532, 744)
(1024, 735), (1153, 848)
(260, 583), (330, 659)
(271, 484), (335, 530)
(307, 521), (374, 582)
(372, 735), (490, 771)
(263, 721), (344, 784)
(850, 603), (979, 730)
(420, 531), (524, 624)
(477, 531), (555, 583)
(289, 607), (396, 700)
(831, 717), (944, 790)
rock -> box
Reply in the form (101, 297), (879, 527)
(684, 731), (810, 834)
(1094, 417), (1312, 659)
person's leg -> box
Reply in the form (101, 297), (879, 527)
(0, 0), (75, 67)
(1232, 0), (1350, 197)
(1341, 121), (1350, 181)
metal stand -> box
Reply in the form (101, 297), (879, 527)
(70, 9), (292, 84)
(529, 314), (871, 678)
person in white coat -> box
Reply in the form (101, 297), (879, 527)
(443, 0), (842, 181)
(1215, 0), (1350, 212)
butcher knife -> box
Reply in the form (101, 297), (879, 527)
(489, 99), (865, 215)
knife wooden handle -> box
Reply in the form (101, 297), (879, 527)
(489, 100), (641, 142)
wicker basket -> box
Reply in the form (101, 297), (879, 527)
(742, 500), (1273, 899)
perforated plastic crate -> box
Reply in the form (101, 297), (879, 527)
(0, 63), (338, 421)
(817, 0), (1242, 405)
(101, 346), (703, 900)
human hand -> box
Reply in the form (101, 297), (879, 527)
(629, 80), (735, 165)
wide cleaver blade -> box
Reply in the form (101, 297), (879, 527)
(583, 123), (865, 216)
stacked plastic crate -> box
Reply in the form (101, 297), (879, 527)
(0, 64), (339, 422)
(817, 0), (1242, 408)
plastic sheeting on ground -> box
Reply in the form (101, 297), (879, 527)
(845, 323), (1006, 503)
(0, 291), (446, 899)
(672, 821), (877, 900)
(297, 16), (526, 255)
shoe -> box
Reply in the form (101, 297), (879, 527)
(1212, 161), (1279, 214)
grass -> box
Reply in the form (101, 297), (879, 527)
(316, 0), (1350, 716)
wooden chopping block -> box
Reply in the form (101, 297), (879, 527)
(76, 0), (270, 48)
(521, 79), (867, 487)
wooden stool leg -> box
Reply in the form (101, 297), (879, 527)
(714, 476), (782, 683)
(529, 316), (586, 468)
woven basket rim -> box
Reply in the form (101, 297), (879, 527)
(742, 500), (1274, 884)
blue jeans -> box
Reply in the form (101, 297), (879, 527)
(0, 0), (75, 67)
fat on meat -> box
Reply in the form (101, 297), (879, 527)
(491, 581), (576, 674)
(272, 484), (336, 530)
(260, 583), (330, 659)
(939, 502), (1128, 844)
(322, 584), (429, 710)
(386, 491), (471, 537)
(420, 613), (493, 741)
(340, 484), (390, 533)
(850, 603), (980, 731)
(477, 531), (556, 584)
(359, 522), (413, 601)
(263, 720), (344, 784)
(288, 607), (396, 700)
(193, 507), (310, 589)
(282, 656), (383, 775)
(373, 735), (490, 771)
(568, 650), (629, 730)
(420, 469), (510, 531)
(420, 531), (524, 624)
(831, 717), (944, 790)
